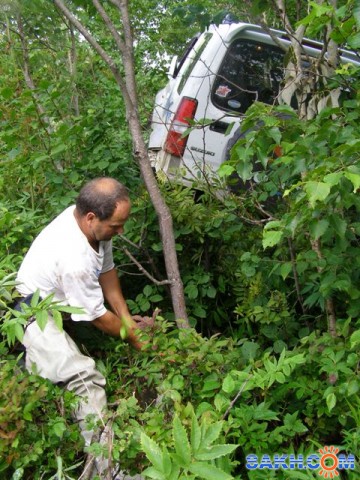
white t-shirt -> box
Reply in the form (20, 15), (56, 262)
(16, 206), (114, 321)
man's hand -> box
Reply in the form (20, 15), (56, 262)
(132, 308), (160, 331)
(92, 310), (144, 350)
(120, 315), (147, 351)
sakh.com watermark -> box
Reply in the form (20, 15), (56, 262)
(246, 446), (356, 478)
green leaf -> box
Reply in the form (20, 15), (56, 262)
(323, 172), (342, 186)
(50, 143), (67, 156)
(32, 154), (50, 167)
(241, 341), (259, 360)
(206, 286), (217, 298)
(173, 415), (191, 466)
(52, 309), (63, 332)
(172, 374), (184, 390)
(192, 305), (207, 318)
(195, 444), (237, 461)
(35, 310), (48, 331)
(279, 262), (292, 280)
(252, 403), (279, 421)
(350, 330), (360, 349)
(326, 392), (336, 412)
(55, 305), (84, 314)
(202, 379), (221, 392)
(283, 412), (308, 433)
(140, 433), (166, 473)
(273, 340), (287, 353)
(149, 294), (163, 302)
(188, 462), (233, 480)
(168, 465), (180, 480)
(275, 371), (286, 383)
(214, 394), (229, 412)
(262, 230), (283, 249)
(52, 421), (66, 438)
(344, 171), (360, 192)
(201, 421), (223, 447)
(13, 323), (24, 343)
(120, 326), (127, 340)
(348, 32), (360, 49)
(143, 284), (153, 296)
(304, 181), (331, 207)
(218, 164), (235, 178)
(268, 126), (282, 144)
(30, 290), (41, 307)
(347, 380), (359, 396)
(222, 375), (235, 394)
(141, 467), (166, 480)
(354, 3), (360, 28)
(191, 413), (201, 452)
(0, 86), (14, 99)
(23, 402), (34, 421)
(309, 219), (329, 240)
(236, 159), (253, 182)
(184, 283), (198, 299)
(161, 447), (172, 477)
(329, 214), (347, 239)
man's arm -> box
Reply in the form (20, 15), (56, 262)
(94, 268), (143, 350)
(99, 268), (131, 319)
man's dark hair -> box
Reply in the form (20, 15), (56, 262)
(76, 177), (129, 220)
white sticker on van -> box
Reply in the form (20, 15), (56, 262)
(215, 85), (231, 97)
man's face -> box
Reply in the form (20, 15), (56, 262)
(88, 200), (131, 243)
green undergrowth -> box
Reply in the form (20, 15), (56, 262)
(1, 312), (359, 479)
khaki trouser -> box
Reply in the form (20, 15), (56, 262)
(23, 316), (144, 480)
(23, 316), (109, 476)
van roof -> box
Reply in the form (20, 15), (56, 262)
(206, 22), (360, 65)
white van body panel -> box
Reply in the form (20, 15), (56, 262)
(148, 22), (359, 185)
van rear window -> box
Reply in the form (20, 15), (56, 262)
(212, 39), (285, 113)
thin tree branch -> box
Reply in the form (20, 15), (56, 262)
(68, 22), (80, 116)
(92, 0), (126, 55)
(122, 247), (172, 286)
(223, 374), (252, 420)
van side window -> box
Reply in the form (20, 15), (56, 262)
(212, 39), (285, 113)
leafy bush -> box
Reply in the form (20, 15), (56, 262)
(0, 357), (83, 478)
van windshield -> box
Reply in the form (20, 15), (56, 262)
(212, 39), (285, 114)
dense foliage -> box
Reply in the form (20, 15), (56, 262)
(1, 0), (360, 479)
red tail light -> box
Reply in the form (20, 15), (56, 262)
(164, 97), (198, 157)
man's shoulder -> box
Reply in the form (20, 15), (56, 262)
(53, 205), (76, 225)
(41, 206), (80, 240)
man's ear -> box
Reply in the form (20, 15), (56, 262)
(85, 212), (96, 222)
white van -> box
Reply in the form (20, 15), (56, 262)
(148, 20), (359, 186)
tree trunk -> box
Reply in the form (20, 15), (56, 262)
(53, 0), (189, 327)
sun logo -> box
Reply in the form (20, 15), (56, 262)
(318, 446), (340, 478)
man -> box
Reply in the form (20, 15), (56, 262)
(16, 177), (143, 477)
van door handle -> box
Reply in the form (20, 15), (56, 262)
(209, 120), (230, 135)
